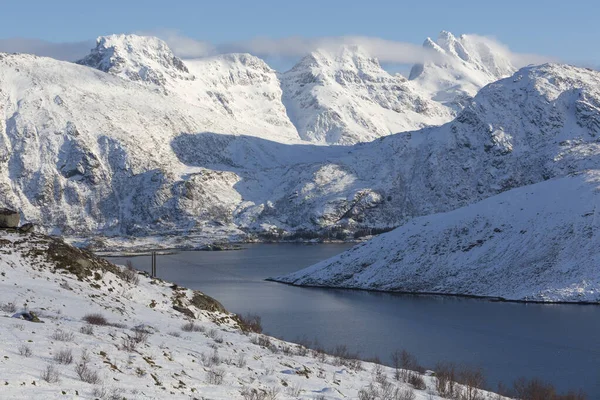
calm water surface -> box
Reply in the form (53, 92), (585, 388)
(107, 243), (600, 397)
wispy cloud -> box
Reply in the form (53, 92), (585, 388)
(461, 34), (555, 67)
(0, 31), (555, 71)
(0, 38), (93, 61)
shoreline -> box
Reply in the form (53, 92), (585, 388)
(266, 278), (600, 306)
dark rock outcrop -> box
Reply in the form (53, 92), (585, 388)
(0, 208), (19, 228)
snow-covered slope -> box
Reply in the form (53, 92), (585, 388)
(409, 31), (516, 108)
(1, 230), (499, 399)
(280, 46), (451, 144)
(274, 171), (600, 303)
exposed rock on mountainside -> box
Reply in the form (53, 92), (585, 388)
(0, 208), (19, 228)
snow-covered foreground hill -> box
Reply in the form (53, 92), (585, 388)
(274, 171), (600, 303)
(0, 231), (507, 399)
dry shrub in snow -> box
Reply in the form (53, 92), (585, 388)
(80, 325), (94, 335)
(83, 313), (109, 326)
(0, 301), (17, 313)
(120, 261), (140, 285)
(181, 321), (204, 332)
(205, 368), (225, 385)
(237, 313), (263, 333)
(75, 352), (102, 384)
(240, 386), (280, 400)
(53, 348), (74, 365)
(18, 344), (32, 357)
(41, 364), (60, 383)
(51, 329), (75, 342)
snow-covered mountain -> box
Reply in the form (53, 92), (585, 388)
(274, 171), (600, 302)
(280, 46), (451, 144)
(409, 31), (516, 108)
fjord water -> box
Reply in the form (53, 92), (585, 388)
(108, 244), (599, 397)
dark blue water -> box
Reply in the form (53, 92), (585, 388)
(107, 243), (600, 398)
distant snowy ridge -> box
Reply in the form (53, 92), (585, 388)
(274, 171), (600, 303)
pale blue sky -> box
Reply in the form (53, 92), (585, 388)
(0, 0), (598, 66)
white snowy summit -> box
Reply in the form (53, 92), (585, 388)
(77, 34), (195, 87)
(409, 31), (516, 107)
(281, 46), (451, 144)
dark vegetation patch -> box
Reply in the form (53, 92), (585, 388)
(190, 291), (226, 313)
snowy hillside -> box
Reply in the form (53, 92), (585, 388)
(0, 230), (505, 399)
(409, 31), (516, 108)
(280, 46), (451, 144)
(274, 171), (600, 303)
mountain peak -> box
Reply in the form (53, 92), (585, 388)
(410, 31), (516, 105)
(77, 34), (194, 86)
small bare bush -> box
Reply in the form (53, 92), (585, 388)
(75, 355), (102, 384)
(19, 344), (32, 357)
(435, 361), (457, 397)
(80, 325), (94, 335)
(240, 387), (266, 400)
(51, 329), (75, 342)
(238, 313), (263, 333)
(407, 372), (426, 390)
(397, 388), (416, 400)
(358, 384), (378, 400)
(168, 331), (181, 337)
(54, 348), (74, 365)
(201, 348), (222, 367)
(121, 261), (140, 285)
(121, 329), (148, 352)
(181, 321), (204, 332)
(513, 377), (586, 400)
(457, 365), (486, 400)
(0, 301), (17, 313)
(240, 387), (279, 400)
(83, 313), (109, 326)
(206, 368), (225, 385)
(208, 328), (224, 343)
(236, 353), (247, 368)
(92, 386), (125, 400)
(41, 364), (60, 383)
(373, 364), (387, 385)
(287, 383), (302, 397)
